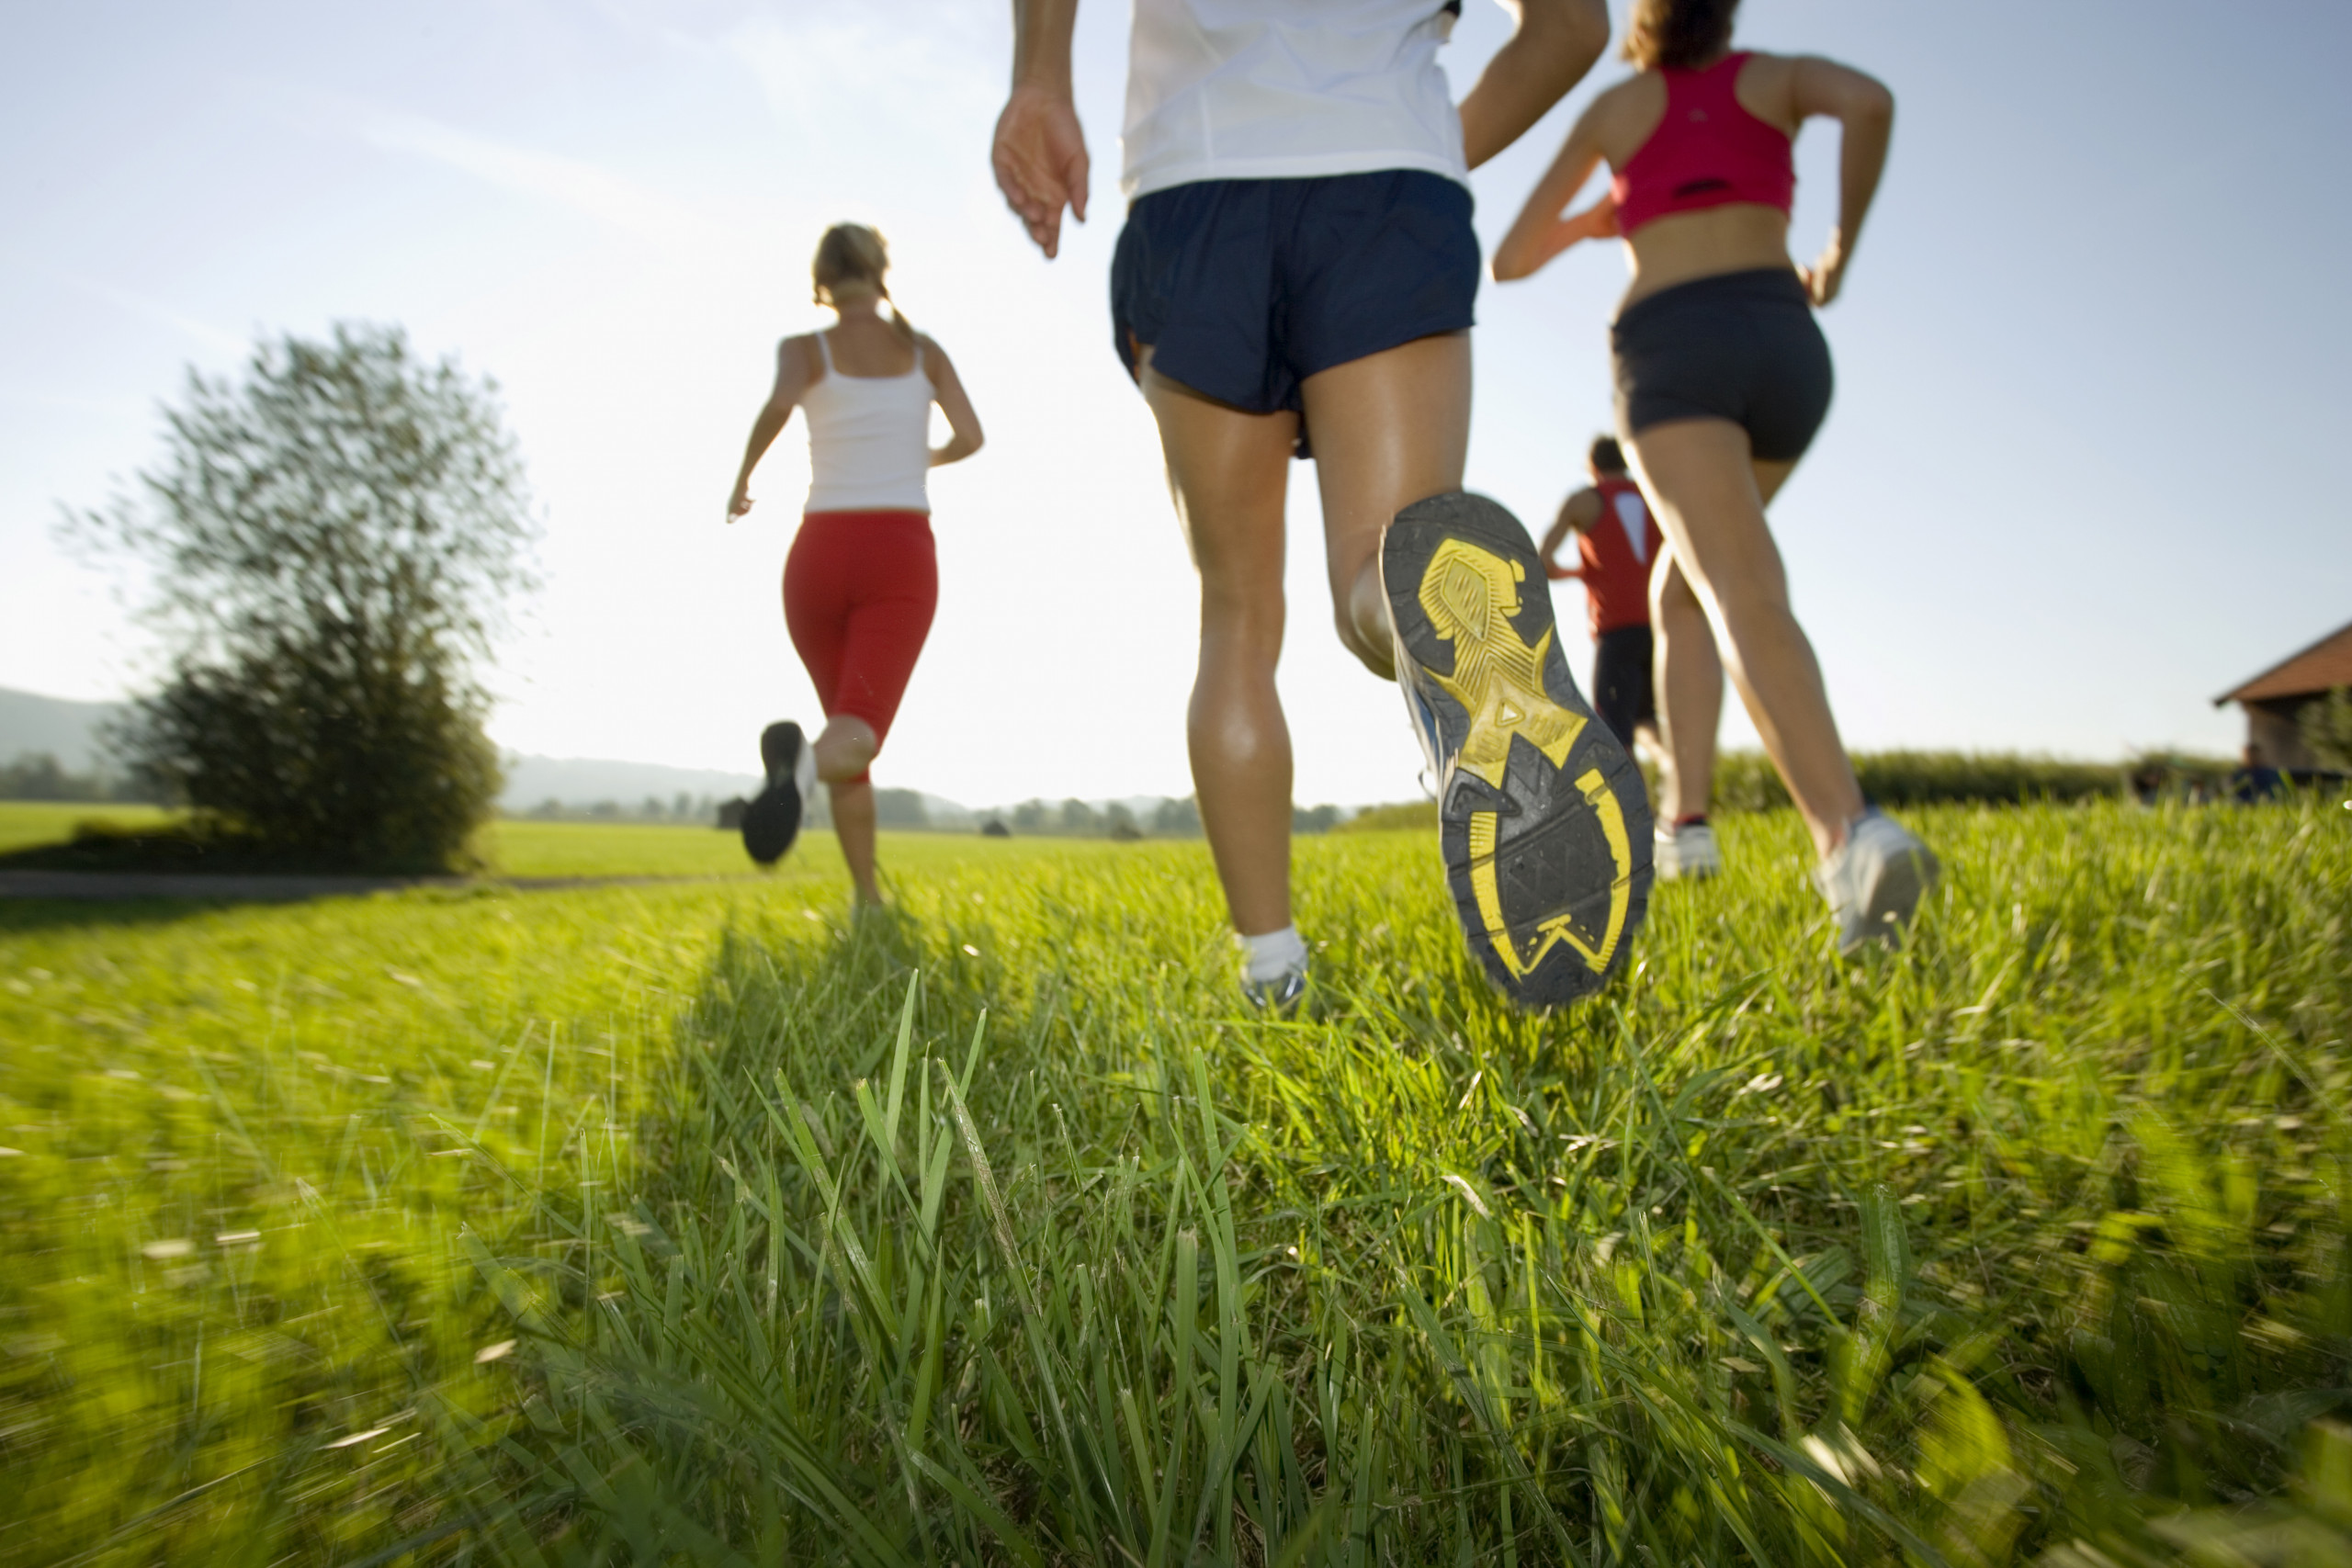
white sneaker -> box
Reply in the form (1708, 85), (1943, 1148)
(1814, 810), (1939, 954)
(1656, 820), (1722, 881)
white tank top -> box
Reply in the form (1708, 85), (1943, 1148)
(801, 331), (933, 514)
(1120, 0), (1467, 200)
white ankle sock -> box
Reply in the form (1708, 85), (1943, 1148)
(1238, 925), (1308, 983)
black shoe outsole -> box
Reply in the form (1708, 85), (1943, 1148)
(1383, 492), (1655, 1008)
(741, 721), (806, 866)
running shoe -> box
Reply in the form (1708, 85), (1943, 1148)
(1240, 964), (1308, 1017)
(1656, 819), (1722, 881)
(1814, 809), (1939, 954)
(1383, 492), (1654, 1008)
(741, 720), (815, 866)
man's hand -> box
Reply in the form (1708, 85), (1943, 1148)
(727, 483), (753, 525)
(992, 84), (1090, 259)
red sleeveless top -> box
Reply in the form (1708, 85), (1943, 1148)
(1551, 477), (1664, 637)
(1609, 52), (1794, 236)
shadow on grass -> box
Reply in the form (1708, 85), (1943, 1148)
(0, 895), (234, 936)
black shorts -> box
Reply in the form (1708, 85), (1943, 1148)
(1611, 267), (1833, 463)
(1591, 625), (1656, 746)
(1111, 170), (1479, 429)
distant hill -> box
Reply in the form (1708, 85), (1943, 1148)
(0, 687), (125, 773)
(499, 755), (975, 825)
(2, 684), (1204, 826)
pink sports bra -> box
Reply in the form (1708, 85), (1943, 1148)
(1610, 52), (1794, 236)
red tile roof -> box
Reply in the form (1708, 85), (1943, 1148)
(2215, 617), (2352, 705)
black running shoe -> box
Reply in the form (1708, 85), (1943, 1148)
(1383, 492), (1654, 1007)
(741, 721), (814, 866)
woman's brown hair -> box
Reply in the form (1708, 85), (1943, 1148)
(811, 222), (916, 347)
(1621, 0), (1740, 72)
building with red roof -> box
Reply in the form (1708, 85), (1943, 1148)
(2214, 617), (2352, 771)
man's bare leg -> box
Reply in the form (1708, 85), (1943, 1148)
(1139, 349), (1301, 940)
(1299, 333), (1473, 675)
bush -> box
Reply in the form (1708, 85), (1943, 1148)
(1709, 749), (2131, 813)
(1339, 799), (1438, 833)
(2303, 687), (2352, 773)
(1344, 751), (2165, 831)
(63, 323), (535, 872)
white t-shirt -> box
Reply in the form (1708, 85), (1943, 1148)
(1121, 0), (1469, 201)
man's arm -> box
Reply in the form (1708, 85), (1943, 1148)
(1539, 487), (1602, 577)
(1456, 0), (1611, 171)
(993, 0), (1091, 259)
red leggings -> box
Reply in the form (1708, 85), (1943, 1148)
(783, 510), (938, 784)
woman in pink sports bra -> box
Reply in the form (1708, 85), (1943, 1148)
(1492, 0), (1939, 957)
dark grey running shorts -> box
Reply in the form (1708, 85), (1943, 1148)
(1591, 624), (1657, 747)
(1111, 170), (1479, 434)
(1611, 267), (1833, 463)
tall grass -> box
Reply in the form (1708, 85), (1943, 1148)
(5, 803), (2346, 1562)
(468, 798), (2352, 1564)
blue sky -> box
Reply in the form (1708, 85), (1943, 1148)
(3, 1), (2346, 807)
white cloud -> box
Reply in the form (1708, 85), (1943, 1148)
(54, 275), (248, 359)
(361, 112), (714, 247)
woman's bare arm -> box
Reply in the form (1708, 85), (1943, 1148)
(923, 341), (985, 468)
(1785, 56), (1894, 306)
(728, 337), (816, 523)
(1492, 97), (1616, 281)
(1457, 0), (1611, 170)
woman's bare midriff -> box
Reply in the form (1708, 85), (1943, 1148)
(1620, 203), (1795, 310)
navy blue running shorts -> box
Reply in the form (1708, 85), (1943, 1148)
(1611, 267), (1834, 463)
(1111, 170), (1479, 433)
(1590, 624), (1657, 748)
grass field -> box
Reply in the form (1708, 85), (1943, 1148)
(3, 798), (2349, 1565)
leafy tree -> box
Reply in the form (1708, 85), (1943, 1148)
(64, 323), (535, 870)
(1060, 797), (1099, 833)
(2304, 688), (2352, 773)
(1012, 798), (1049, 832)
(1150, 795), (1202, 836)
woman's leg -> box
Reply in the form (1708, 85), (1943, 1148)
(1298, 333), (1473, 675)
(794, 515), (937, 908)
(1139, 347), (1300, 940)
(828, 775), (881, 906)
(1648, 548), (1724, 823)
(1627, 419), (1862, 858)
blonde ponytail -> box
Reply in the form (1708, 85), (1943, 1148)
(811, 222), (917, 348)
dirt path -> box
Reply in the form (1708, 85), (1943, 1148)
(0, 871), (748, 901)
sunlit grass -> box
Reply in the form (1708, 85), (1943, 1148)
(0, 801), (169, 856)
(2, 800), (2347, 1564)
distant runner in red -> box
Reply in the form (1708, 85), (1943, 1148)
(1540, 434), (1720, 879)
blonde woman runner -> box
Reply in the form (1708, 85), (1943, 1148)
(726, 224), (984, 906)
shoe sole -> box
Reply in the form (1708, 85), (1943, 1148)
(741, 721), (806, 866)
(1839, 839), (1940, 954)
(1384, 492), (1654, 1007)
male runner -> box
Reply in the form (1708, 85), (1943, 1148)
(991, 0), (1653, 1009)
